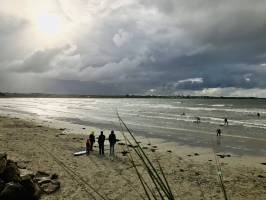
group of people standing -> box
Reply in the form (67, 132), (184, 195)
(86, 130), (117, 156)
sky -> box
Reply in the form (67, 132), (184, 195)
(1, 0), (266, 97)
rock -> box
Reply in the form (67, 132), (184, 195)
(167, 150), (172, 153)
(0, 182), (22, 200)
(38, 179), (60, 194)
(34, 171), (60, 194)
(258, 175), (265, 178)
(17, 161), (30, 169)
(20, 169), (34, 178)
(20, 175), (41, 199)
(35, 171), (50, 180)
(0, 154), (59, 199)
(0, 178), (5, 192)
(260, 162), (266, 165)
(0, 182), (38, 200)
(0, 153), (7, 174)
(1, 160), (20, 182)
(50, 174), (58, 180)
(194, 153), (199, 156)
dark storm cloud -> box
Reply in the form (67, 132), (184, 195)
(6, 45), (70, 73)
(1, 1), (266, 96)
(131, 0), (266, 93)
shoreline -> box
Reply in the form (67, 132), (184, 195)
(1, 111), (266, 169)
(0, 94), (265, 99)
(0, 115), (266, 199)
(1, 98), (266, 158)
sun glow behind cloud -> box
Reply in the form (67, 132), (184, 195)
(30, 11), (71, 47)
(21, 1), (75, 48)
(36, 13), (61, 36)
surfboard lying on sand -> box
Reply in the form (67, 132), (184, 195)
(73, 150), (87, 156)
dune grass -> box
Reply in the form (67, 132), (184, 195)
(117, 112), (230, 200)
(117, 112), (175, 200)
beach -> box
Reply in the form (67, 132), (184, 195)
(1, 0), (266, 198)
(1, 114), (266, 199)
(1, 98), (266, 156)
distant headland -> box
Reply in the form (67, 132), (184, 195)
(0, 92), (263, 99)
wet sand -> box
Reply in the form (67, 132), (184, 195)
(0, 115), (266, 199)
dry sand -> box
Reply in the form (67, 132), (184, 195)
(0, 115), (266, 200)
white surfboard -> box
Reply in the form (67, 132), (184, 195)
(73, 150), (87, 156)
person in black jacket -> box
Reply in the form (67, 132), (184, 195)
(98, 131), (105, 155)
(89, 131), (95, 151)
(86, 137), (91, 155)
(224, 118), (228, 126)
(216, 128), (221, 136)
(108, 130), (116, 156)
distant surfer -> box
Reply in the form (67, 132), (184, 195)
(216, 128), (221, 136)
(257, 113), (260, 118)
(108, 130), (116, 156)
(98, 131), (105, 156)
(224, 118), (228, 126)
(181, 112), (185, 116)
(196, 117), (201, 124)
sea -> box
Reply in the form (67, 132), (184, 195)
(0, 98), (266, 156)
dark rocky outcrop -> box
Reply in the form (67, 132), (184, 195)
(0, 153), (60, 200)
(0, 153), (7, 174)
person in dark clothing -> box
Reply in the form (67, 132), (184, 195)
(196, 117), (200, 124)
(86, 137), (91, 155)
(216, 128), (221, 136)
(89, 131), (95, 151)
(257, 113), (261, 118)
(98, 131), (105, 155)
(224, 118), (228, 126)
(108, 130), (116, 156)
